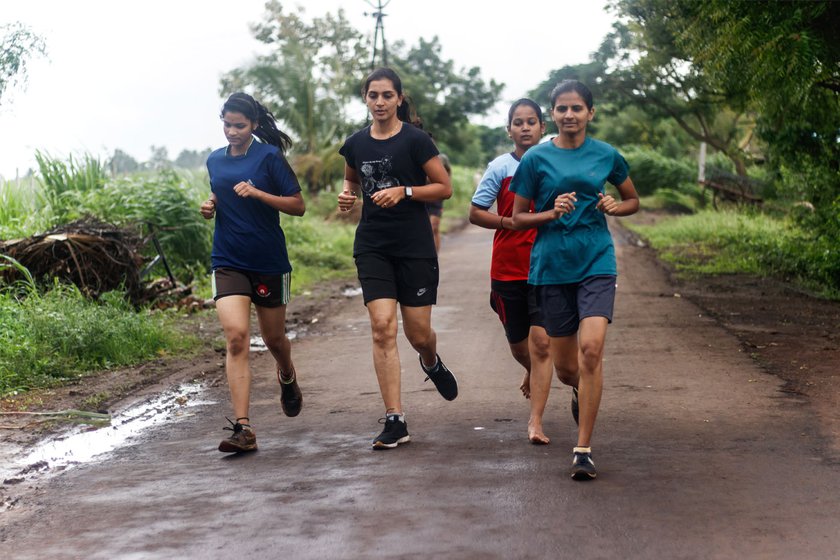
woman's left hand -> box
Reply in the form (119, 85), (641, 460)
(233, 180), (260, 199)
(371, 186), (403, 209)
(596, 192), (619, 215)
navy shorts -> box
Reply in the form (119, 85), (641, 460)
(355, 252), (438, 307)
(535, 275), (616, 337)
(489, 279), (544, 344)
(212, 267), (291, 308)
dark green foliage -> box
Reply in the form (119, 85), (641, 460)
(621, 146), (696, 196)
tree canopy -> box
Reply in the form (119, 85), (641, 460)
(0, 23), (46, 105)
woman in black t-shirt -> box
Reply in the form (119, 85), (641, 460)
(338, 67), (458, 449)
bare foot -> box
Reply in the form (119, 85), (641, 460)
(520, 372), (531, 399)
(528, 419), (550, 445)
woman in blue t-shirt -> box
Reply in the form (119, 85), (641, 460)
(510, 80), (640, 480)
(337, 67), (458, 450)
(200, 92), (306, 453)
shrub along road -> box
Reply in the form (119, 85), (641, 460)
(1, 224), (839, 559)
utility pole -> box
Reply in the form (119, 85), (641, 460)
(364, 0), (390, 70)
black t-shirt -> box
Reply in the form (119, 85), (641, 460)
(339, 123), (439, 257)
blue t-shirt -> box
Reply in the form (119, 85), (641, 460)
(206, 140), (302, 274)
(509, 137), (629, 285)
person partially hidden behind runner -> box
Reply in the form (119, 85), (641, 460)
(510, 80), (640, 480)
(426, 152), (450, 253)
(338, 67), (458, 449)
(200, 92), (306, 453)
(470, 98), (578, 445)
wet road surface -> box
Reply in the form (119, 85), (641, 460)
(2, 224), (839, 559)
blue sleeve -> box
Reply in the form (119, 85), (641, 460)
(608, 149), (630, 186)
(471, 161), (503, 209)
(267, 151), (302, 196)
(509, 154), (537, 200)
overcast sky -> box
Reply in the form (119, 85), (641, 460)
(0, 0), (616, 178)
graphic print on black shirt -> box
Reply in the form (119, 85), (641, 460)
(360, 157), (398, 195)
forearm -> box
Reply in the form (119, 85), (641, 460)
(406, 182), (451, 202)
(511, 209), (556, 231)
(256, 191), (305, 216)
(469, 205), (509, 230)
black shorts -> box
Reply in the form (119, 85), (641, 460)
(535, 275), (616, 337)
(355, 253), (438, 306)
(489, 279), (544, 344)
(212, 267), (291, 308)
(426, 200), (443, 218)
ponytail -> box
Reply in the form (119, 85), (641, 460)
(221, 92), (293, 153)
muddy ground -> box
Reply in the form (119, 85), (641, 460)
(2, 216), (837, 456)
(1, 218), (839, 559)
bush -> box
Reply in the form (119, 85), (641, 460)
(621, 146), (696, 196)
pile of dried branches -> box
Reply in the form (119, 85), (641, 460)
(0, 218), (148, 302)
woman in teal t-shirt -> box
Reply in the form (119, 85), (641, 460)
(510, 80), (640, 481)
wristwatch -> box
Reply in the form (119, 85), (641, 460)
(404, 186), (413, 199)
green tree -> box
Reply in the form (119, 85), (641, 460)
(390, 36), (503, 163)
(221, 0), (368, 192)
(0, 22), (46, 105)
(106, 149), (139, 175)
(174, 148), (212, 170)
(596, 0), (758, 175)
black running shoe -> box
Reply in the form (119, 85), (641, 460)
(372, 414), (410, 449)
(419, 354), (458, 401)
(277, 368), (302, 417)
(571, 450), (597, 481)
(218, 417), (257, 453)
(571, 387), (579, 426)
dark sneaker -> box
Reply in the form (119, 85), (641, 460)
(571, 449), (597, 481)
(419, 354), (458, 401)
(219, 417), (257, 453)
(571, 388), (579, 426)
(278, 369), (302, 417)
(372, 414), (410, 449)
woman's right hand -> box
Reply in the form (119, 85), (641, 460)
(200, 199), (216, 219)
(338, 188), (358, 212)
(554, 192), (577, 218)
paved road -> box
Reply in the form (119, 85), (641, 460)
(2, 224), (839, 559)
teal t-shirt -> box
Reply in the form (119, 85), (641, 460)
(509, 137), (629, 285)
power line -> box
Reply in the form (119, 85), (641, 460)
(364, 0), (390, 70)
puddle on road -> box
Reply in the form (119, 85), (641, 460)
(1, 382), (216, 490)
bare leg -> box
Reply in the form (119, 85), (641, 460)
(215, 295), (254, 426)
(401, 304), (436, 368)
(367, 299), (402, 413)
(527, 326), (559, 444)
(255, 304), (294, 379)
(508, 338), (531, 398)
(576, 317), (608, 447)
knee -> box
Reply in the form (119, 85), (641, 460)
(530, 337), (550, 361)
(405, 327), (433, 351)
(370, 317), (397, 347)
(579, 340), (604, 372)
(261, 331), (288, 353)
(554, 363), (578, 386)
(226, 330), (249, 357)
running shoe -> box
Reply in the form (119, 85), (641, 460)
(571, 387), (579, 426)
(571, 449), (596, 480)
(372, 414), (410, 449)
(278, 368), (302, 417)
(218, 417), (257, 453)
(419, 354), (458, 401)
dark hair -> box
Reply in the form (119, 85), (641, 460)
(221, 92), (292, 153)
(507, 98), (544, 128)
(549, 80), (594, 110)
(362, 67), (412, 123)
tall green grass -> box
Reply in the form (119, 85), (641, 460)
(629, 210), (838, 297)
(0, 275), (197, 396)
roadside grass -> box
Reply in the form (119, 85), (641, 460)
(0, 279), (198, 397)
(627, 209), (839, 299)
